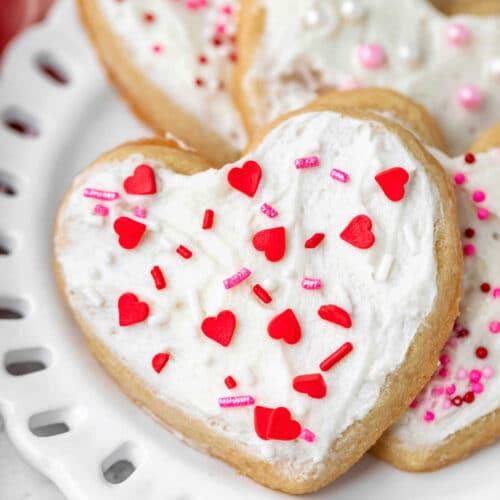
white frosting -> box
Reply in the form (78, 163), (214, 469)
(55, 112), (439, 475)
(97, 0), (245, 149)
(245, 0), (500, 154)
(389, 147), (500, 449)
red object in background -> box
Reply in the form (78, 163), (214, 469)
(0, 0), (54, 56)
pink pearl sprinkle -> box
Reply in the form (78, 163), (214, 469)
(457, 368), (468, 380)
(83, 188), (120, 201)
(134, 206), (147, 218)
(493, 288), (500, 299)
(302, 277), (322, 290)
(469, 369), (482, 383)
(472, 382), (484, 394)
(223, 267), (251, 290)
(409, 399), (418, 409)
(218, 395), (255, 408)
(477, 208), (489, 220)
(454, 173), (466, 185)
(446, 384), (456, 395)
(446, 23), (471, 46)
(443, 400), (452, 410)
(260, 203), (278, 218)
(358, 43), (386, 69)
(424, 411), (435, 422)
(473, 190), (486, 202)
(152, 44), (163, 54)
(463, 244), (476, 256)
(94, 204), (109, 216)
(220, 4), (233, 15)
(300, 429), (316, 443)
(438, 368), (448, 378)
(330, 168), (350, 183)
(295, 156), (320, 169)
(458, 85), (482, 110)
(489, 321), (500, 334)
(483, 366), (494, 378)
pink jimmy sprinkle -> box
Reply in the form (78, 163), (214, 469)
(218, 395), (255, 408)
(84, 188), (120, 201)
(330, 168), (350, 183)
(134, 206), (147, 218)
(223, 267), (252, 290)
(295, 156), (320, 169)
(409, 399), (418, 409)
(300, 429), (316, 443)
(260, 203), (278, 218)
(94, 204), (109, 216)
(186, 0), (208, 10)
(493, 288), (500, 299)
(302, 277), (322, 290)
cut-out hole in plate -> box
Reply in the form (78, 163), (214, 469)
(0, 233), (14, 255)
(4, 346), (52, 376)
(29, 407), (85, 437)
(0, 170), (18, 196)
(35, 52), (70, 85)
(2, 107), (39, 137)
(102, 442), (144, 485)
(0, 297), (29, 319)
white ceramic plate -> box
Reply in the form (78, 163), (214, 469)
(1, 1), (500, 499)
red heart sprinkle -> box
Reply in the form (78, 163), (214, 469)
(113, 216), (146, 250)
(118, 292), (150, 326)
(152, 352), (170, 373)
(254, 406), (273, 440)
(318, 305), (352, 328)
(340, 214), (375, 249)
(252, 226), (286, 262)
(292, 373), (327, 399)
(123, 164), (157, 195)
(266, 407), (302, 441)
(227, 160), (262, 197)
(254, 406), (302, 441)
(267, 308), (302, 344)
(201, 310), (236, 347)
(375, 167), (410, 202)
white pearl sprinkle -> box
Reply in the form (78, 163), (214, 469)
(488, 58), (500, 82)
(397, 44), (421, 67)
(340, 1), (365, 21)
(261, 445), (275, 459)
(262, 279), (277, 292)
(304, 8), (321, 27)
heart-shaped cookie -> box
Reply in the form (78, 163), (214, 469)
(373, 123), (500, 472)
(54, 96), (461, 493)
(78, 0), (245, 166)
(236, 0), (500, 154)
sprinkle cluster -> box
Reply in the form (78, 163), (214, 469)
(82, 152), (413, 444)
(112, 0), (238, 92)
(410, 153), (499, 423)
